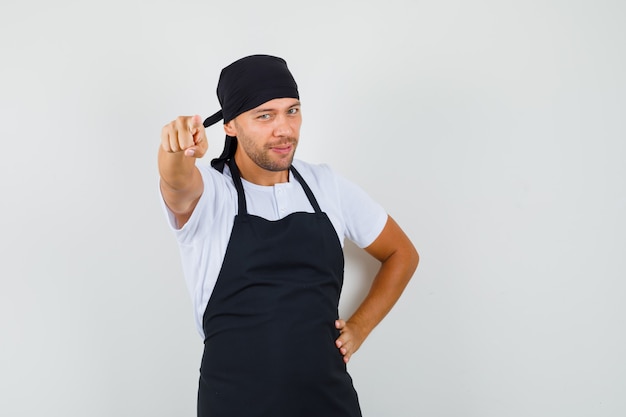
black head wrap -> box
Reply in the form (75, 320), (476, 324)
(203, 55), (300, 172)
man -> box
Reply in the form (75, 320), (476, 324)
(159, 55), (419, 417)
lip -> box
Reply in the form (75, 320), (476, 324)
(270, 144), (292, 155)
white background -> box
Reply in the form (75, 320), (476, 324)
(1, 1), (625, 416)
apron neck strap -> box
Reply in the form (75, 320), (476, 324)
(290, 166), (322, 214)
(227, 159), (248, 215)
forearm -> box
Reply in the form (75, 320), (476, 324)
(334, 232), (418, 363)
(158, 146), (198, 191)
(347, 247), (418, 337)
(158, 145), (203, 224)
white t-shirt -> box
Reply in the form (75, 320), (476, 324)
(161, 159), (388, 337)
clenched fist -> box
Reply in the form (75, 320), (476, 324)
(161, 115), (208, 158)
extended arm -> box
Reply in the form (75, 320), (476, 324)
(335, 215), (419, 363)
(159, 115), (208, 228)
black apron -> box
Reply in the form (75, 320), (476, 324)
(198, 159), (362, 417)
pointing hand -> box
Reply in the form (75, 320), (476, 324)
(161, 115), (208, 158)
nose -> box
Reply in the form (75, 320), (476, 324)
(273, 114), (293, 137)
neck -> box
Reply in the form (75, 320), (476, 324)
(233, 153), (290, 186)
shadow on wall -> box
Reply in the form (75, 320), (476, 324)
(339, 240), (380, 318)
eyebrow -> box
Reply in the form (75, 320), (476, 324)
(252, 101), (301, 114)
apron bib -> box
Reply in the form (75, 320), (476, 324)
(198, 159), (362, 417)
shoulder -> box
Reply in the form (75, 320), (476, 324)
(292, 159), (371, 197)
(291, 159), (387, 248)
(197, 163), (231, 183)
(171, 163), (235, 237)
(291, 159), (339, 186)
(195, 163), (238, 197)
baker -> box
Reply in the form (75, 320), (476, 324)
(159, 54), (419, 416)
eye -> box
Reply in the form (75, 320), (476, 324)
(257, 114), (271, 120)
(287, 107), (299, 115)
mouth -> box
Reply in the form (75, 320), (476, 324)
(269, 143), (294, 155)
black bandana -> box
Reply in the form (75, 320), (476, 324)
(203, 55), (299, 172)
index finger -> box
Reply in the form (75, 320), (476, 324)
(187, 114), (203, 135)
(174, 117), (195, 150)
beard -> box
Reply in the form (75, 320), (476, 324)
(237, 134), (299, 172)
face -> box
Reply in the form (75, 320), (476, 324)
(225, 98), (302, 172)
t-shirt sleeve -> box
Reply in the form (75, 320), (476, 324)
(331, 167), (388, 248)
(159, 165), (228, 245)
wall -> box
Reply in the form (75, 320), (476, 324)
(1, 1), (624, 416)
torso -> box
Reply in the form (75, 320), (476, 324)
(197, 159), (362, 417)
(161, 159), (388, 337)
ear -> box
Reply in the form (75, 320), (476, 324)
(224, 120), (237, 136)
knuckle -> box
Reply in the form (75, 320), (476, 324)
(175, 115), (189, 127)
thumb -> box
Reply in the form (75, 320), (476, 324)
(184, 115), (208, 158)
(184, 147), (199, 158)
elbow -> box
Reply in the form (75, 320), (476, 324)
(408, 245), (420, 276)
(391, 241), (419, 280)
